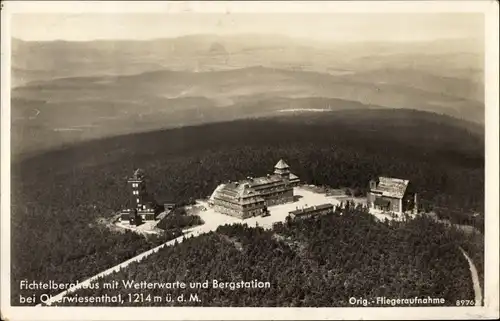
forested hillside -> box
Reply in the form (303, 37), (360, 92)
(58, 210), (482, 307)
(156, 207), (204, 232)
(11, 110), (484, 305)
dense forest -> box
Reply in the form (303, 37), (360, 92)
(156, 207), (204, 231)
(11, 109), (484, 305)
(57, 210), (482, 307)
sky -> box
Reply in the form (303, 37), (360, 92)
(11, 12), (484, 43)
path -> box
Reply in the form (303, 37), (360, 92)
(459, 246), (483, 306)
(38, 187), (337, 306)
(37, 228), (206, 306)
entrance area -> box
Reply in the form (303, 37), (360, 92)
(374, 197), (391, 212)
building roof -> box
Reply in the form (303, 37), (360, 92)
(371, 177), (409, 199)
(274, 159), (290, 169)
(209, 184), (227, 203)
(247, 175), (285, 188)
(289, 203), (333, 216)
(209, 182), (265, 205)
(130, 168), (145, 181)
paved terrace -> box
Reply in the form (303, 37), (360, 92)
(195, 186), (343, 230)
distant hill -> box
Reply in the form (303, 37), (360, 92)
(12, 35), (483, 88)
(209, 42), (228, 55)
(11, 35), (485, 158)
(12, 66), (484, 157)
(11, 92), (387, 159)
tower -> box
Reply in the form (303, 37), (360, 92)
(128, 168), (147, 210)
(274, 159), (291, 179)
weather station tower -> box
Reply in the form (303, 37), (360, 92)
(128, 168), (148, 210)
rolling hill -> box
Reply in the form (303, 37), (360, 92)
(11, 65), (484, 159)
(11, 35), (484, 84)
(11, 35), (484, 160)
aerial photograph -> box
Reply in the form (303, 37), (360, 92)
(8, 8), (486, 310)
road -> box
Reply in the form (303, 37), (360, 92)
(39, 187), (476, 306)
(36, 228), (204, 306)
(39, 187), (334, 306)
(459, 246), (483, 306)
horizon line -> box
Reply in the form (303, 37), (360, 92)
(11, 33), (483, 44)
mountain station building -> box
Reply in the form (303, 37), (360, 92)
(208, 159), (300, 219)
(289, 203), (334, 220)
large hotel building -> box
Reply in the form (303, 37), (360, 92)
(208, 159), (300, 219)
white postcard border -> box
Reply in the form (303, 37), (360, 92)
(1, 1), (498, 320)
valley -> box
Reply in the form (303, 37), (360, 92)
(11, 35), (484, 159)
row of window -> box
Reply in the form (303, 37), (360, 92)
(214, 206), (238, 215)
(257, 186), (289, 193)
(260, 190), (290, 197)
(216, 199), (266, 210)
(242, 203), (265, 209)
(215, 201), (240, 210)
(245, 209), (264, 217)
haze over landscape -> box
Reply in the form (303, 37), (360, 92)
(11, 13), (484, 158)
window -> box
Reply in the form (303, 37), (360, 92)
(136, 198), (140, 203)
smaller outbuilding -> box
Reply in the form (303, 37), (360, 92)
(289, 203), (334, 219)
(367, 176), (415, 215)
(120, 208), (142, 226)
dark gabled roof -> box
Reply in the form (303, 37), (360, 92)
(248, 174), (286, 187)
(289, 203), (333, 216)
(131, 168), (145, 180)
(209, 182), (265, 205)
(371, 177), (409, 199)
